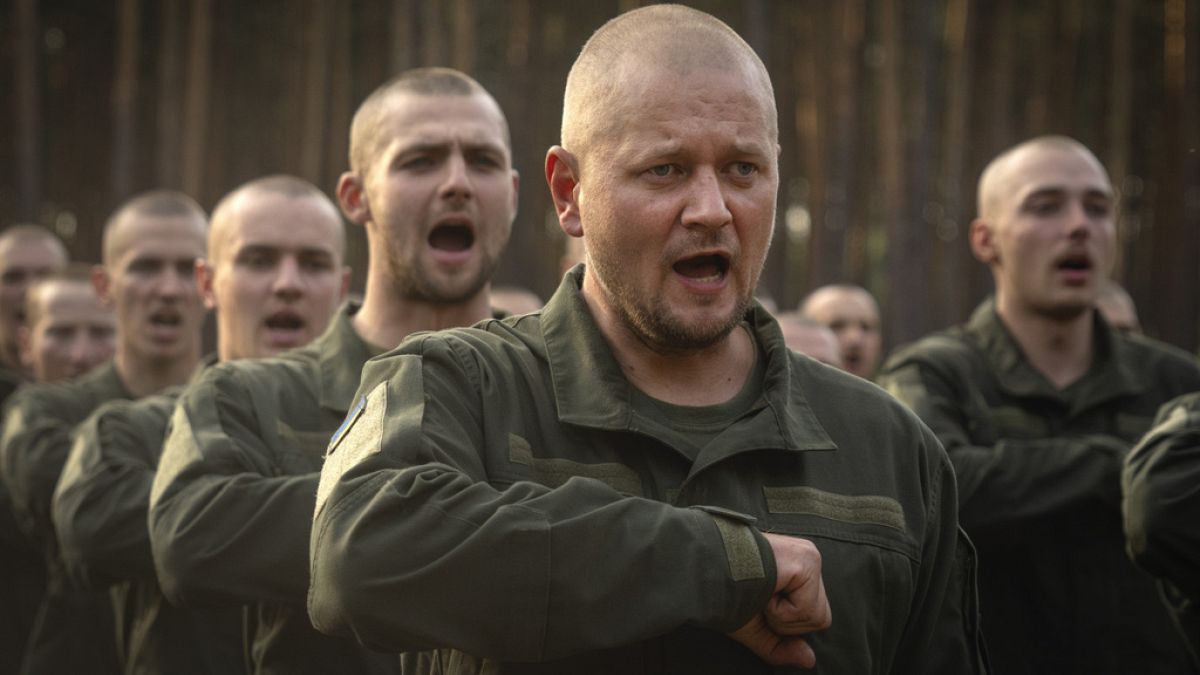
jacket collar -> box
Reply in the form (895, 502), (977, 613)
(91, 359), (136, 401)
(966, 297), (1144, 407)
(540, 266), (835, 462)
(313, 301), (379, 415)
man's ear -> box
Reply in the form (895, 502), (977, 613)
(337, 171), (371, 226)
(545, 146), (583, 238)
(969, 218), (999, 265)
(91, 265), (113, 307)
(196, 258), (218, 310)
(509, 169), (520, 217)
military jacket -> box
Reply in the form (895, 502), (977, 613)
(0, 360), (130, 674)
(148, 304), (398, 675)
(1124, 392), (1200, 667)
(879, 299), (1200, 675)
(309, 269), (987, 675)
(53, 380), (244, 675)
(0, 364), (42, 675)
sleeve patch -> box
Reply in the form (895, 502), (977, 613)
(710, 513), (766, 582)
(150, 404), (203, 506)
(314, 382), (386, 520)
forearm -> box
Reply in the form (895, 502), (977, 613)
(150, 471), (317, 607)
(951, 435), (1124, 533)
(310, 459), (774, 661)
(53, 462), (157, 586)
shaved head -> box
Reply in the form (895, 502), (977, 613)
(977, 135), (1109, 223)
(103, 190), (207, 266)
(209, 175), (345, 267)
(561, 4), (776, 160)
(348, 67), (510, 177)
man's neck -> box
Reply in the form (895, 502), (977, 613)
(995, 294), (1095, 390)
(581, 277), (754, 407)
(115, 345), (202, 398)
(351, 279), (494, 352)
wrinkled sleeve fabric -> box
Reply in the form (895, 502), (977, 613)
(891, 423), (988, 674)
(52, 398), (169, 588)
(1123, 392), (1200, 600)
(0, 389), (74, 544)
(880, 358), (1125, 535)
(149, 368), (319, 608)
(309, 335), (776, 662)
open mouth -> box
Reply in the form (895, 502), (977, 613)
(149, 310), (181, 327)
(265, 311), (305, 332)
(1057, 256), (1092, 272)
(672, 253), (730, 283)
(428, 223), (475, 253)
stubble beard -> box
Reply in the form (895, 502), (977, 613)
(387, 245), (495, 305)
(589, 251), (750, 353)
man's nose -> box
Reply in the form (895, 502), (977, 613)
(681, 168), (732, 232)
(272, 257), (304, 300)
(439, 153), (474, 202)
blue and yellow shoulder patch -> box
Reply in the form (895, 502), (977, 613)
(314, 381), (387, 519)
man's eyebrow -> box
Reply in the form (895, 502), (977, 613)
(237, 242), (334, 254)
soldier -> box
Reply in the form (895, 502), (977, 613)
(308, 6), (984, 674)
(148, 68), (518, 675)
(776, 311), (844, 368)
(18, 265), (116, 383)
(879, 135), (1200, 674)
(1, 264), (110, 674)
(1123, 392), (1200, 667)
(52, 176), (349, 674)
(0, 191), (207, 674)
(798, 283), (882, 379)
(0, 224), (68, 390)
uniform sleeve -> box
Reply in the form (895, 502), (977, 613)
(0, 390), (74, 545)
(308, 338), (776, 661)
(148, 370), (320, 608)
(52, 400), (166, 588)
(1123, 393), (1200, 600)
(880, 360), (1125, 535)
(889, 424), (989, 674)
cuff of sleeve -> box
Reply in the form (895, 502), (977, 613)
(689, 505), (776, 633)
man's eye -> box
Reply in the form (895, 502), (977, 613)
(238, 253), (274, 269)
(301, 256), (333, 272)
(1028, 200), (1060, 216)
(1085, 202), (1111, 218)
(648, 165), (674, 177)
(470, 154), (502, 169)
(732, 162), (757, 177)
(402, 156), (435, 170)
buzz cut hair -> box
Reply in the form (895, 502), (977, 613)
(0, 223), (68, 257)
(24, 262), (97, 327)
(348, 67), (509, 176)
(102, 190), (208, 266)
(976, 135), (1106, 222)
(562, 4), (776, 154)
(208, 174), (346, 264)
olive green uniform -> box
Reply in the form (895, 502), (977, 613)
(309, 269), (987, 675)
(53, 385), (245, 674)
(0, 364), (44, 675)
(879, 299), (1200, 675)
(0, 361), (129, 674)
(148, 304), (399, 675)
(1124, 391), (1200, 666)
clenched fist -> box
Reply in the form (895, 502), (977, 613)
(729, 533), (832, 669)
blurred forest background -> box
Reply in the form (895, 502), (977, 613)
(2, 0), (1198, 354)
